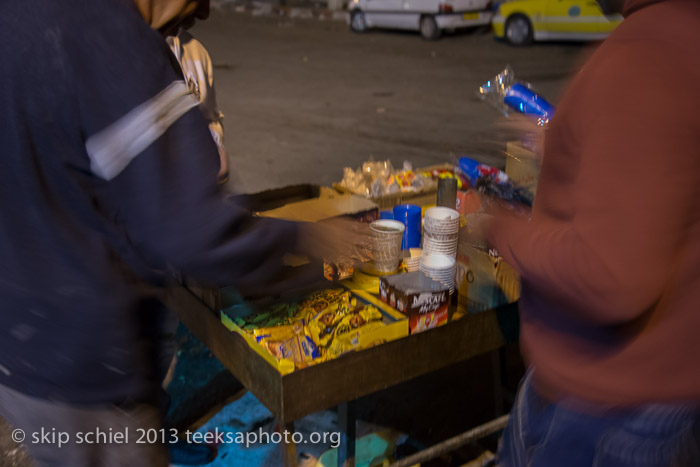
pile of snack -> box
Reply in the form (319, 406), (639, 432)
(227, 289), (386, 368)
(337, 160), (435, 197)
(417, 167), (470, 191)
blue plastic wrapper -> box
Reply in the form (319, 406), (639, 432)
(458, 157), (509, 186)
(457, 157), (533, 209)
(504, 83), (555, 122)
(477, 66), (555, 125)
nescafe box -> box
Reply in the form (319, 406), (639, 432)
(379, 272), (449, 334)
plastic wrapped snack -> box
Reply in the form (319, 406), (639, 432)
(338, 159), (434, 197)
(253, 320), (305, 344)
(458, 157), (533, 209)
(325, 305), (384, 359)
(230, 301), (302, 331)
(265, 334), (320, 364)
(477, 66), (555, 126)
(305, 291), (356, 348)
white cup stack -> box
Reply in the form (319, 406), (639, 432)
(420, 253), (456, 294)
(422, 206), (459, 258)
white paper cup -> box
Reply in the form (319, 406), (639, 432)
(370, 220), (405, 273)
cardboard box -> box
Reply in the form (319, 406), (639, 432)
(456, 227), (520, 313)
(456, 246), (521, 313)
(456, 189), (482, 217)
(257, 186), (378, 223)
(505, 141), (540, 198)
(379, 272), (450, 334)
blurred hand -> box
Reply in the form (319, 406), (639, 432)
(495, 114), (545, 163)
(297, 217), (373, 265)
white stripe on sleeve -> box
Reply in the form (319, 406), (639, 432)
(85, 81), (199, 181)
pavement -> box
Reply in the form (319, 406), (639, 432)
(194, 5), (593, 194)
(212, 0), (351, 22)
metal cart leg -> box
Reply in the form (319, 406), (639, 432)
(337, 400), (356, 467)
(280, 420), (298, 467)
(491, 349), (505, 416)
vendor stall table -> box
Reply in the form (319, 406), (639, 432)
(167, 284), (518, 467)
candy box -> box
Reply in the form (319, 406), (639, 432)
(220, 288), (408, 374)
(379, 272), (450, 334)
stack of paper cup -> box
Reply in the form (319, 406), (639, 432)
(403, 248), (422, 272)
(420, 253), (456, 293)
(370, 220), (405, 273)
(422, 206), (459, 258)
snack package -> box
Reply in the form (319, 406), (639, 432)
(458, 157), (509, 187)
(265, 334), (320, 364)
(323, 260), (355, 282)
(333, 306), (383, 340)
(305, 291), (355, 348)
(458, 157), (533, 210)
(325, 305), (385, 359)
(298, 289), (350, 321)
(418, 167), (471, 190)
(338, 159), (434, 197)
(230, 301), (302, 331)
(477, 66), (555, 126)
(253, 320), (305, 344)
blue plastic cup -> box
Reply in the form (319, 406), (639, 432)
(393, 204), (422, 250)
(379, 210), (394, 220)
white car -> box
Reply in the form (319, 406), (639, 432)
(348, 0), (494, 40)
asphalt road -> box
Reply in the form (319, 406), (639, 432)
(1, 9), (599, 467)
(193, 9), (595, 193)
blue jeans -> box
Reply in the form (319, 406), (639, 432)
(498, 369), (700, 467)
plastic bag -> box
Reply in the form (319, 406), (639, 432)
(338, 159), (433, 197)
(477, 65), (555, 126)
(457, 157), (533, 209)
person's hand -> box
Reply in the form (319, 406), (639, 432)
(495, 114), (545, 163)
(297, 217), (372, 265)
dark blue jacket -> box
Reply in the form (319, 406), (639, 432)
(0, 0), (296, 404)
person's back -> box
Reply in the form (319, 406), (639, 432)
(515, 0), (700, 407)
(0, 0), (296, 418)
(0, 0), (183, 404)
(491, 0), (700, 465)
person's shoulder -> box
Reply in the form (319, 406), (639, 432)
(177, 30), (212, 62)
(65, 0), (179, 83)
(613, 1), (700, 55)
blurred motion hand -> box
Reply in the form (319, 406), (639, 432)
(297, 217), (372, 265)
(495, 114), (545, 163)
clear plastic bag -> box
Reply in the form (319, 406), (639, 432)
(477, 65), (555, 126)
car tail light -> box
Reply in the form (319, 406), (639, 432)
(438, 3), (454, 13)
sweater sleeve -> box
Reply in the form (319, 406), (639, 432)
(489, 43), (700, 325)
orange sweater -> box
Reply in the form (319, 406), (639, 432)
(489, 0), (700, 406)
